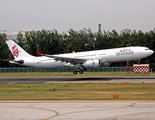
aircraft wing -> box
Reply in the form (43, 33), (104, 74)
(43, 54), (87, 65)
(36, 51), (87, 64)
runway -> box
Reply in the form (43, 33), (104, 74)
(0, 77), (155, 84)
(1, 78), (155, 120)
(1, 100), (155, 120)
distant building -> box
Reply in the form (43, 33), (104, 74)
(7, 30), (29, 40)
(7, 31), (18, 40)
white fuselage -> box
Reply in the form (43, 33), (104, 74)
(12, 46), (154, 68)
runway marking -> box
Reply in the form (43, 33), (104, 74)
(3, 105), (59, 120)
(43, 110), (59, 120)
(58, 107), (125, 117)
(45, 81), (52, 83)
(25, 107), (59, 120)
(8, 82), (15, 84)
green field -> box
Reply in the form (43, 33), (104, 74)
(0, 72), (155, 100)
(0, 72), (155, 78)
(0, 83), (155, 100)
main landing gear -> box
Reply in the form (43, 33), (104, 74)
(73, 67), (87, 74)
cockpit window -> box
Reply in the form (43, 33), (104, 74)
(145, 49), (150, 50)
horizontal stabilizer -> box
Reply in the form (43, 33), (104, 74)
(2, 59), (24, 64)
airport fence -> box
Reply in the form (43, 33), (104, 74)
(0, 67), (133, 73)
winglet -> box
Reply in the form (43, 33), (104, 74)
(36, 51), (44, 55)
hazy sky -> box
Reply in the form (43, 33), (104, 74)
(1, 0), (155, 34)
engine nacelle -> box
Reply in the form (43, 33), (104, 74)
(99, 60), (110, 67)
(83, 60), (99, 67)
(99, 62), (110, 67)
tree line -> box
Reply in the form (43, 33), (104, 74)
(0, 28), (155, 68)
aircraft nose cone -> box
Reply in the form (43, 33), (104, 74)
(150, 50), (154, 55)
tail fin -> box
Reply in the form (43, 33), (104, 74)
(6, 40), (32, 59)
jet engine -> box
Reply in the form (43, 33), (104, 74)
(99, 60), (110, 67)
(99, 62), (110, 67)
(83, 60), (110, 67)
(83, 60), (99, 67)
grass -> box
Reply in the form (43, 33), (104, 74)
(0, 83), (155, 100)
(0, 72), (155, 78)
(0, 72), (155, 100)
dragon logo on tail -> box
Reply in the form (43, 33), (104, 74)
(12, 44), (20, 58)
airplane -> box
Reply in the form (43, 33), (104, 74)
(4, 40), (154, 74)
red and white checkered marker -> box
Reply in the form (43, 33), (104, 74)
(133, 64), (150, 73)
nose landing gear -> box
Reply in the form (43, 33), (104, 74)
(138, 59), (140, 65)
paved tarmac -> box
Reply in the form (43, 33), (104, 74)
(1, 77), (155, 119)
(0, 100), (155, 120)
(0, 77), (155, 84)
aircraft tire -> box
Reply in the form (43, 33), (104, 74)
(73, 71), (77, 74)
(79, 70), (83, 74)
(77, 68), (81, 72)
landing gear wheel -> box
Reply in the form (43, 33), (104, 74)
(77, 68), (81, 72)
(79, 70), (83, 74)
(73, 71), (77, 74)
